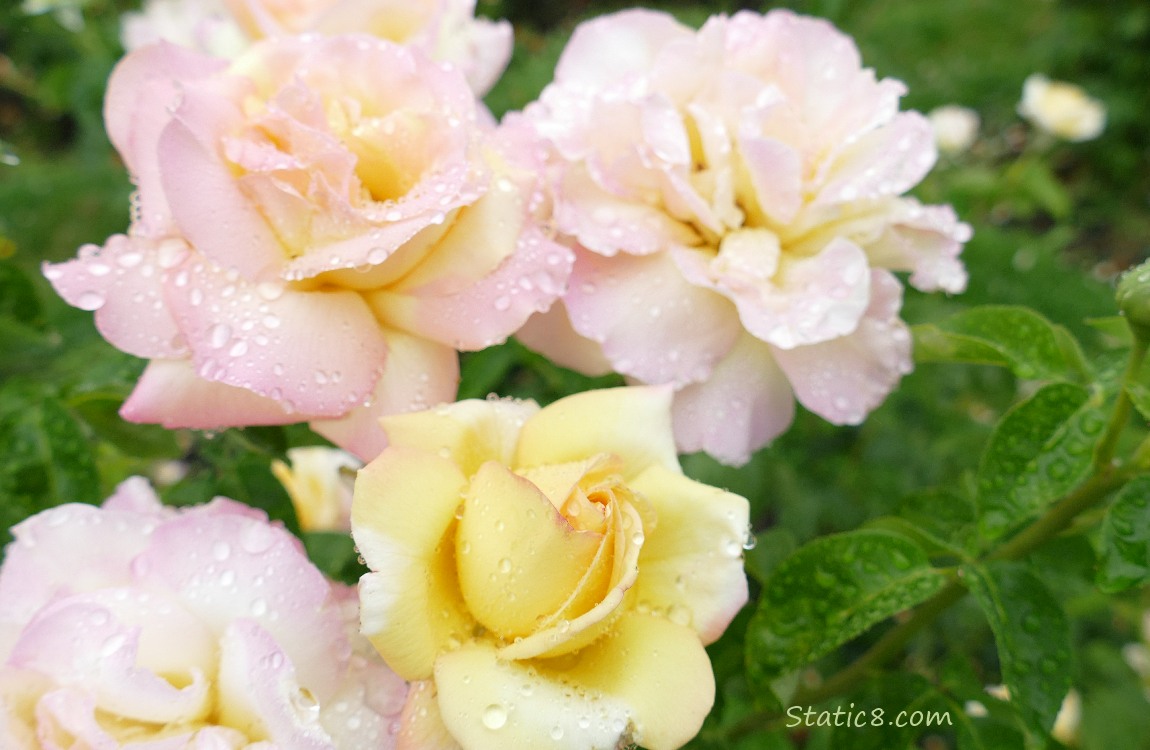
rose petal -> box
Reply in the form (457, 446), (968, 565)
(434, 614), (713, 750)
(553, 9), (691, 90)
(353, 448), (473, 680)
(564, 248), (741, 387)
(455, 462), (604, 639)
(514, 386), (680, 480)
(773, 269), (912, 424)
(104, 42), (228, 236)
(395, 681), (462, 750)
(166, 258), (388, 417)
(214, 620), (334, 749)
(42, 235), (188, 359)
(671, 332), (795, 465)
(514, 304), (614, 377)
(378, 398), (539, 479)
(629, 464), (749, 642)
(132, 503), (347, 700)
(120, 359), (298, 429)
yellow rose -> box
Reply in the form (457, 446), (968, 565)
(352, 386), (750, 750)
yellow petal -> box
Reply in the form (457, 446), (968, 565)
(352, 447), (474, 680)
(433, 642), (630, 750)
(456, 462), (605, 639)
(514, 386), (680, 480)
(435, 614), (714, 750)
(396, 680), (464, 750)
(629, 464), (750, 643)
(380, 398), (539, 479)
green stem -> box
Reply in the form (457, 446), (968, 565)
(1093, 335), (1148, 474)
(723, 336), (1150, 742)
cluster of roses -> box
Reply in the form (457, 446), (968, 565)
(3, 1), (969, 748)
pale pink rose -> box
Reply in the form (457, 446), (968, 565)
(121, 0), (512, 95)
(45, 36), (570, 460)
(516, 9), (971, 465)
(0, 477), (407, 749)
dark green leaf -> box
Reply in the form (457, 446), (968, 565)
(829, 674), (954, 750)
(1096, 475), (1150, 592)
(302, 531), (365, 585)
(964, 562), (1072, 738)
(976, 382), (1095, 541)
(0, 259), (43, 324)
(746, 530), (947, 687)
(68, 391), (182, 459)
(743, 527), (797, 585)
(913, 306), (1079, 381)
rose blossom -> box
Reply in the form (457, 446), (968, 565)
(1018, 74), (1106, 142)
(352, 386), (750, 750)
(515, 9), (971, 465)
(45, 35), (571, 460)
(272, 446), (361, 532)
(121, 0), (512, 95)
(0, 477), (407, 749)
(927, 105), (980, 156)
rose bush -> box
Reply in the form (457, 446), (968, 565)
(122, 0), (512, 95)
(516, 8), (971, 465)
(351, 386), (750, 750)
(0, 477), (407, 749)
(45, 34), (571, 460)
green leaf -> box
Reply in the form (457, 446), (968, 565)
(912, 306), (1080, 381)
(0, 382), (101, 546)
(302, 531), (366, 586)
(964, 562), (1072, 738)
(1096, 475), (1150, 592)
(743, 527), (797, 585)
(888, 487), (979, 558)
(828, 674), (954, 750)
(976, 382), (1098, 541)
(1127, 381), (1150, 423)
(745, 530), (947, 687)
(68, 390), (182, 459)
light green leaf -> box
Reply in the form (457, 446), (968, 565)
(745, 530), (947, 688)
(964, 562), (1072, 738)
(1096, 475), (1150, 592)
(913, 306), (1081, 381)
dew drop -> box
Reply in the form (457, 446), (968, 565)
(498, 557), (512, 574)
(251, 598), (268, 617)
(209, 323), (232, 349)
(76, 291), (106, 311)
(481, 704), (508, 730)
(212, 541), (231, 561)
(493, 295), (511, 311)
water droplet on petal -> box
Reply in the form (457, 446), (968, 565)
(482, 704), (508, 730)
(76, 291), (105, 311)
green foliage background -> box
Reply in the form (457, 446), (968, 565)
(2, 1), (1149, 748)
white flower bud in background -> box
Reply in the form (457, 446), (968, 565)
(928, 105), (980, 155)
(272, 446), (361, 532)
(1051, 689), (1082, 746)
(1018, 74), (1106, 142)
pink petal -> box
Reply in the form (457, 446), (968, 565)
(311, 327), (459, 461)
(565, 247), (741, 387)
(554, 9), (691, 90)
(672, 332), (795, 465)
(513, 304), (614, 377)
(165, 257), (387, 417)
(214, 620), (334, 749)
(8, 600), (211, 723)
(0, 504), (156, 628)
(773, 269), (912, 424)
(104, 42), (228, 236)
(132, 507), (348, 701)
(42, 235), (188, 359)
(814, 112), (937, 207)
(120, 359), (298, 429)
(157, 106), (287, 282)
(865, 199), (971, 293)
